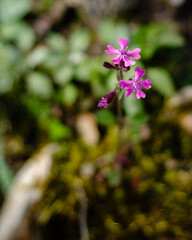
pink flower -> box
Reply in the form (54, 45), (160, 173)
(105, 37), (141, 67)
(97, 91), (116, 108)
(119, 66), (152, 99)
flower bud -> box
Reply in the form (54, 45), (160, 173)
(103, 61), (116, 69)
(97, 91), (116, 108)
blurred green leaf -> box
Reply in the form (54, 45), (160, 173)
(1, 22), (35, 51)
(68, 51), (85, 65)
(0, 43), (21, 94)
(0, 0), (32, 23)
(69, 28), (91, 52)
(15, 24), (35, 51)
(159, 32), (184, 47)
(95, 110), (116, 126)
(48, 119), (71, 141)
(123, 94), (144, 117)
(21, 95), (51, 119)
(43, 51), (66, 71)
(54, 65), (74, 86)
(46, 33), (67, 51)
(134, 23), (185, 59)
(0, 74), (13, 94)
(147, 67), (175, 97)
(98, 20), (130, 46)
(59, 84), (78, 105)
(74, 59), (92, 82)
(0, 131), (13, 194)
(123, 94), (148, 142)
(0, 43), (20, 71)
(26, 46), (50, 67)
(26, 71), (53, 99)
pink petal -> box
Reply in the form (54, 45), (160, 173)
(134, 66), (145, 81)
(110, 55), (122, 64)
(127, 48), (141, 59)
(123, 57), (136, 67)
(141, 79), (152, 89)
(105, 45), (119, 55)
(118, 37), (129, 49)
(125, 88), (133, 97)
(145, 78), (152, 84)
(136, 89), (146, 99)
(119, 80), (131, 89)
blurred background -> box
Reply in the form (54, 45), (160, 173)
(0, 0), (192, 239)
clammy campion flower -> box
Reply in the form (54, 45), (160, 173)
(97, 37), (151, 108)
(105, 37), (141, 67)
(97, 91), (116, 108)
(119, 66), (152, 99)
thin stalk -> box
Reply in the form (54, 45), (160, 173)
(117, 69), (123, 126)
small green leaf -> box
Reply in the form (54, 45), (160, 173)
(54, 65), (74, 86)
(134, 23), (185, 59)
(0, 130), (13, 194)
(69, 28), (91, 51)
(26, 72), (53, 99)
(48, 119), (71, 141)
(21, 95), (51, 119)
(95, 110), (116, 126)
(26, 46), (49, 67)
(74, 59), (92, 82)
(123, 94), (148, 142)
(147, 67), (175, 97)
(98, 20), (130, 46)
(0, 73), (13, 94)
(159, 32), (185, 47)
(59, 84), (78, 105)
(0, 0), (32, 23)
(46, 33), (67, 51)
(123, 94), (144, 117)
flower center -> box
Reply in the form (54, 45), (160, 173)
(133, 80), (142, 90)
(120, 49), (126, 55)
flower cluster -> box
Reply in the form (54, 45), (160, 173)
(98, 37), (152, 108)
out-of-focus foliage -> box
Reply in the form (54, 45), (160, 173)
(1, 0), (192, 239)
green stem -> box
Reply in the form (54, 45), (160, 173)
(117, 69), (123, 81)
(117, 69), (123, 127)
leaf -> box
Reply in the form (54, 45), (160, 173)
(0, 0), (32, 23)
(147, 67), (175, 97)
(26, 72), (53, 99)
(1, 22), (35, 51)
(134, 23), (185, 59)
(74, 59), (93, 82)
(26, 46), (49, 67)
(95, 110), (116, 126)
(123, 95), (148, 125)
(42, 51), (66, 71)
(159, 32), (185, 47)
(0, 73), (13, 94)
(59, 84), (78, 105)
(123, 94), (144, 117)
(0, 43), (20, 94)
(69, 28), (91, 52)
(123, 94), (148, 142)
(54, 65), (74, 86)
(46, 33), (67, 51)
(98, 20), (130, 46)
(21, 95), (51, 119)
(0, 132), (13, 194)
(48, 119), (71, 141)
